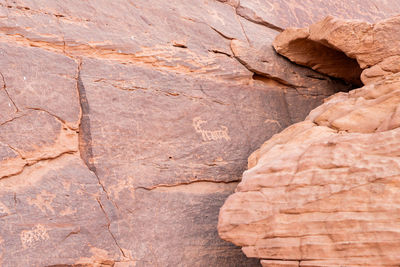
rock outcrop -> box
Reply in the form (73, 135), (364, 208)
(219, 15), (400, 266)
(1, 1), (400, 266)
(273, 15), (400, 86)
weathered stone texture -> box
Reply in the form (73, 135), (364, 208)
(274, 15), (400, 86)
(219, 15), (400, 266)
(1, 0), (400, 266)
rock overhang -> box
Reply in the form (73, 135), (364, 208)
(218, 14), (400, 266)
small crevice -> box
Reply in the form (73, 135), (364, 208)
(208, 25), (234, 40)
(75, 60), (112, 199)
(227, 41), (301, 88)
(0, 71), (19, 112)
(96, 197), (126, 258)
(76, 61), (96, 173)
(208, 49), (232, 57)
(251, 73), (297, 88)
(5, 143), (24, 159)
(0, 151), (76, 180)
(136, 179), (240, 191)
(305, 74), (327, 81)
(172, 43), (187, 48)
(25, 107), (77, 131)
(0, 113), (27, 127)
(235, 9), (251, 45)
(62, 228), (81, 242)
(235, 5), (283, 32)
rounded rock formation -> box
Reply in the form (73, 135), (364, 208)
(219, 15), (400, 266)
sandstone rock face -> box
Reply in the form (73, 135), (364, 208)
(219, 16), (400, 266)
(273, 15), (400, 86)
(1, 1), (400, 266)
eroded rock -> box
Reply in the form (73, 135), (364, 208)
(273, 15), (400, 87)
(0, 43), (80, 129)
(0, 154), (125, 267)
(219, 15), (400, 266)
(2, 1), (400, 266)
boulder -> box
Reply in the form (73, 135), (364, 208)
(219, 15), (400, 266)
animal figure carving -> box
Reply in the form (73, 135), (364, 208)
(193, 117), (230, 142)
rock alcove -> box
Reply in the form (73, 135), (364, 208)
(274, 31), (363, 88)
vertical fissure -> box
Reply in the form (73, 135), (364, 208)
(0, 71), (19, 112)
(75, 60), (125, 258)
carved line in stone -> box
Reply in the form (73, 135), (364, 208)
(193, 117), (231, 142)
(0, 201), (9, 215)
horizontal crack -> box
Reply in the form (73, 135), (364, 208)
(25, 107), (78, 131)
(0, 151), (76, 180)
(208, 49), (232, 57)
(136, 179), (239, 193)
(0, 113), (27, 126)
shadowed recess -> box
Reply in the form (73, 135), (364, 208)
(277, 37), (363, 88)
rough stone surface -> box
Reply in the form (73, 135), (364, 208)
(219, 15), (400, 266)
(1, 1), (400, 266)
(273, 15), (400, 85)
(361, 56), (400, 85)
(261, 260), (299, 267)
(234, 0), (400, 29)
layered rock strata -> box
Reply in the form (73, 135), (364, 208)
(219, 15), (400, 266)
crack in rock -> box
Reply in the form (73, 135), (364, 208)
(136, 180), (239, 194)
(96, 197), (127, 258)
(0, 71), (19, 112)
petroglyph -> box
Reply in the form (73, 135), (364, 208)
(193, 117), (230, 142)
(0, 202), (9, 216)
(264, 119), (282, 128)
(20, 224), (49, 249)
(60, 206), (77, 216)
(28, 190), (56, 214)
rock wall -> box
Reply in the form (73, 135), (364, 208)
(1, 1), (400, 266)
(219, 15), (400, 266)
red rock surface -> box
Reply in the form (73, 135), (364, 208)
(1, 1), (400, 266)
(273, 15), (400, 86)
(219, 15), (400, 266)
